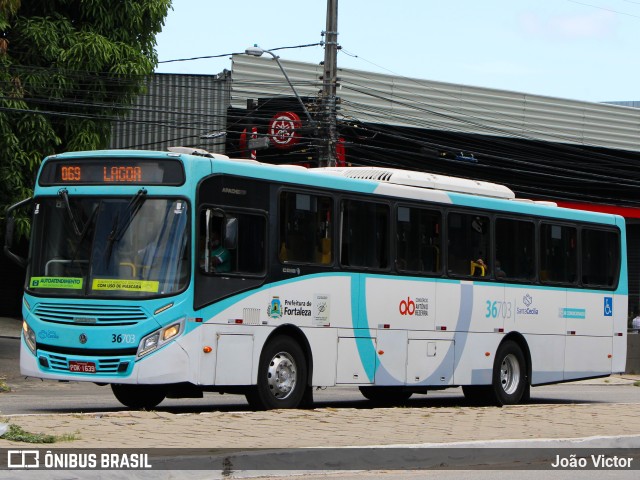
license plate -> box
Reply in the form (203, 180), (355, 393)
(69, 361), (96, 373)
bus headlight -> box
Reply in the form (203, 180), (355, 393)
(23, 320), (36, 355)
(137, 319), (184, 358)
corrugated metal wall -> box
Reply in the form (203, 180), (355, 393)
(109, 72), (231, 153)
(231, 55), (640, 153)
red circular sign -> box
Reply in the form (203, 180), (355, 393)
(269, 111), (301, 149)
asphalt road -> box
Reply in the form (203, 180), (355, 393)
(2, 336), (639, 415)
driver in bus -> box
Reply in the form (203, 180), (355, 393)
(208, 230), (230, 273)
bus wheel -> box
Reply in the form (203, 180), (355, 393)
(246, 336), (308, 410)
(492, 340), (527, 406)
(359, 386), (412, 404)
(111, 384), (166, 410)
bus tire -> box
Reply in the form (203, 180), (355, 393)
(359, 386), (412, 404)
(245, 336), (308, 410)
(492, 340), (527, 406)
(111, 384), (166, 410)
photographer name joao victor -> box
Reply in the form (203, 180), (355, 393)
(551, 453), (634, 469)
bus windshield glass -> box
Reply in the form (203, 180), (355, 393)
(27, 196), (189, 298)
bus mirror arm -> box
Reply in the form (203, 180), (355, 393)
(4, 197), (32, 268)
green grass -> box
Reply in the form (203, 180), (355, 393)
(633, 381), (640, 387)
(0, 378), (10, 393)
(0, 424), (79, 443)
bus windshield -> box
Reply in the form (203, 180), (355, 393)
(27, 195), (189, 298)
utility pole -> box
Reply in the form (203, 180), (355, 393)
(319, 0), (339, 167)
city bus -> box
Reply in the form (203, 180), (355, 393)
(4, 148), (628, 409)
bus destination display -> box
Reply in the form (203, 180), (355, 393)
(39, 158), (185, 186)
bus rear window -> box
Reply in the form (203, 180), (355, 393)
(581, 229), (619, 287)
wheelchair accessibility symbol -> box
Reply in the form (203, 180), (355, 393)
(604, 297), (613, 317)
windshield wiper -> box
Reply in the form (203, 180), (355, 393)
(68, 203), (99, 274)
(108, 188), (147, 243)
(105, 188), (147, 263)
(58, 188), (82, 236)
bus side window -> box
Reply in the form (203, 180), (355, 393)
(200, 209), (266, 275)
(340, 199), (389, 269)
(447, 212), (490, 277)
(495, 218), (535, 282)
(540, 223), (577, 284)
(279, 192), (333, 266)
(396, 206), (441, 274)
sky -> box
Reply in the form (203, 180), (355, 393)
(154, 0), (640, 103)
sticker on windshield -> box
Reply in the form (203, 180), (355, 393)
(92, 279), (159, 293)
(30, 277), (83, 289)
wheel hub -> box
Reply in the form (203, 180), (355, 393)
(500, 353), (521, 395)
(267, 351), (297, 400)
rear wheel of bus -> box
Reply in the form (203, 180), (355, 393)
(111, 384), (167, 410)
(492, 340), (528, 406)
(245, 335), (308, 410)
(463, 340), (528, 406)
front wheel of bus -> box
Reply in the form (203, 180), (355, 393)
(246, 336), (308, 410)
(111, 384), (166, 410)
(492, 340), (527, 406)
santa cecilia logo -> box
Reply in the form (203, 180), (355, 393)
(268, 296), (283, 319)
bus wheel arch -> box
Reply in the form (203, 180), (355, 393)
(263, 324), (313, 385)
(492, 334), (530, 406)
(246, 325), (312, 409)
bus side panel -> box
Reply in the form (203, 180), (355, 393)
(564, 290), (613, 379)
(434, 280), (462, 333)
(374, 329), (408, 385)
(336, 334), (376, 384)
(135, 341), (190, 384)
(192, 274), (355, 386)
(451, 333), (498, 385)
(435, 281), (494, 385)
(363, 276), (435, 385)
(506, 286), (567, 384)
(612, 294), (628, 373)
(564, 336), (611, 380)
(364, 276), (436, 331)
(406, 338), (455, 386)
(527, 334), (566, 385)
(470, 282), (506, 333)
(508, 286), (567, 336)
(301, 326), (338, 386)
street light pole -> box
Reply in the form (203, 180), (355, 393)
(244, 46), (314, 125)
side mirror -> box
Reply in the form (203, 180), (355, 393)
(4, 216), (14, 249)
(4, 197), (32, 268)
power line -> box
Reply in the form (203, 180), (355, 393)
(566, 0), (640, 18)
(157, 42), (324, 65)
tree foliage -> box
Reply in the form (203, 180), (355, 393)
(0, 0), (172, 239)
